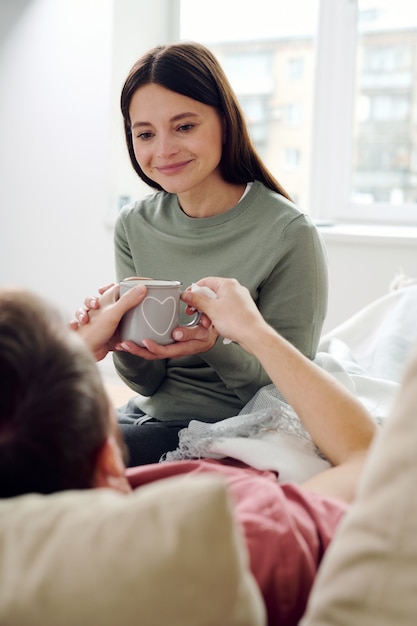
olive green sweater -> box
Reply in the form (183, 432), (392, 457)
(113, 180), (328, 422)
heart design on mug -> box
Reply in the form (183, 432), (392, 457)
(142, 296), (177, 336)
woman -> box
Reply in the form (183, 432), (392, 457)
(78, 42), (328, 464)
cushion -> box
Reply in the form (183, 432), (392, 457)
(301, 338), (417, 626)
(0, 474), (265, 626)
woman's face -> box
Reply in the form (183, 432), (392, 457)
(129, 83), (225, 196)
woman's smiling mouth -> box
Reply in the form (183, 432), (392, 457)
(155, 160), (192, 175)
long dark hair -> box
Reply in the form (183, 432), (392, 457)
(120, 41), (292, 200)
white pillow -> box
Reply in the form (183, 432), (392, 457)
(301, 339), (417, 626)
(0, 474), (265, 626)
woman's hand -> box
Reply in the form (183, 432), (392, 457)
(115, 314), (218, 360)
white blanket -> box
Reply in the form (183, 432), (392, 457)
(166, 283), (417, 483)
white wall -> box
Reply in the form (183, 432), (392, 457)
(0, 0), (177, 320)
(321, 226), (417, 333)
(1, 0), (416, 333)
(108, 0), (180, 218)
(0, 0), (113, 318)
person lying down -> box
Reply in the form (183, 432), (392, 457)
(0, 278), (377, 625)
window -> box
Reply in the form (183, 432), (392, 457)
(284, 148), (301, 169)
(347, 1), (417, 218)
(284, 103), (303, 127)
(313, 0), (417, 223)
(363, 46), (411, 73)
(288, 57), (304, 80)
(221, 51), (273, 157)
(180, 0), (417, 226)
(368, 95), (409, 122)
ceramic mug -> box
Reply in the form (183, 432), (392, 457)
(119, 278), (201, 346)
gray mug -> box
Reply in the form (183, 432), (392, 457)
(119, 278), (201, 346)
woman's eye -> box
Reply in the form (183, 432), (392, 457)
(177, 124), (194, 132)
(136, 132), (153, 141)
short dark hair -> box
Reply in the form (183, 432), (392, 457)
(120, 41), (291, 200)
(0, 289), (111, 497)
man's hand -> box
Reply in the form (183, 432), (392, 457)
(181, 277), (265, 354)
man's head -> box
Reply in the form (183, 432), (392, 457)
(0, 288), (129, 498)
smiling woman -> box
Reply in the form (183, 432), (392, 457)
(80, 41), (329, 466)
(128, 84), (228, 215)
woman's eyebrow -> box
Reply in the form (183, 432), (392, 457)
(170, 112), (200, 122)
(131, 111), (200, 129)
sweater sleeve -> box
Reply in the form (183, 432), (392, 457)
(114, 214), (137, 281)
(200, 339), (271, 405)
(259, 213), (328, 359)
(199, 214), (328, 403)
(112, 351), (166, 396)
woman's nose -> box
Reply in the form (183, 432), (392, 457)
(156, 134), (178, 158)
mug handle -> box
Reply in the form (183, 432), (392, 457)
(180, 310), (202, 328)
(180, 291), (201, 328)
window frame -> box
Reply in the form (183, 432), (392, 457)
(310, 0), (417, 225)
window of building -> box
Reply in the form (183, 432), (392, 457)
(363, 45), (411, 72)
(284, 103), (303, 126)
(288, 57), (304, 80)
(345, 0), (417, 221)
(284, 148), (301, 169)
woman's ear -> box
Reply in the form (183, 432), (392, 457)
(93, 435), (132, 494)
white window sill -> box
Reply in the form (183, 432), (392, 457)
(317, 222), (417, 246)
